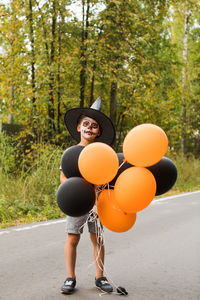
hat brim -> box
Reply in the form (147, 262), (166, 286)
(64, 108), (115, 145)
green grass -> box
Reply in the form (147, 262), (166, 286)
(0, 139), (199, 229)
(164, 153), (200, 195)
(0, 143), (65, 228)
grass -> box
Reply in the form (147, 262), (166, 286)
(164, 153), (200, 194)
(0, 140), (199, 229)
(0, 143), (66, 228)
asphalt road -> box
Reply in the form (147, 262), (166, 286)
(0, 191), (200, 300)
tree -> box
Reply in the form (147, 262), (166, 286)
(0, 1), (28, 125)
(0, 0), (199, 156)
(170, 0), (200, 154)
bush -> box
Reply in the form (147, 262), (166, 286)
(170, 153), (200, 192)
(0, 132), (17, 173)
(0, 142), (68, 227)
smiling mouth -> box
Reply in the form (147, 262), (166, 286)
(84, 131), (95, 135)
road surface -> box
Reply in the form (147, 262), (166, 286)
(0, 191), (200, 300)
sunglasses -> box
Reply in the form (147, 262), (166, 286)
(81, 120), (99, 129)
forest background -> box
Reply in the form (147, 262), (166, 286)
(0, 0), (200, 228)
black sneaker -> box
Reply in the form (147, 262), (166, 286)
(95, 276), (113, 293)
(61, 277), (76, 294)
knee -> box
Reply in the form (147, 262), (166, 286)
(66, 234), (80, 248)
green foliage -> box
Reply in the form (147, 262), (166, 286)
(0, 132), (17, 173)
(0, 142), (67, 228)
(0, 0), (200, 154)
(168, 152), (200, 192)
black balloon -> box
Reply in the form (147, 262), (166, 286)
(108, 153), (133, 187)
(56, 177), (95, 217)
(61, 145), (84, 178)
(147, 157), (177, 196)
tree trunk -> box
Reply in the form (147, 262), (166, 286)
(80, 0), (90, 107)
(89, 55), (96, 106)
(116, 113), (125, 151)
(181, 1), (190, 154)
(35, 0), (50, 64)
(57, 15), (62, 134)
(48, 0), (57, 139)
(28, 0), (36, 107)
(27, 0), (38, 141)
(110, 81), (117, 126)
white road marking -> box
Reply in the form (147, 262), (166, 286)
(152, 190), (200, 204)
(0, 231), (11, 236)
(0, 190), (199, 236)
(0, 218), (66, 235)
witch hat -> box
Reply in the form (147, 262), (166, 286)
(64, 97), (115, 145)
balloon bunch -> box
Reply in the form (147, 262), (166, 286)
(56, 124), (177, 232)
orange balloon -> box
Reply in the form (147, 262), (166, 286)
(114, 167), (156, 213)
(78, 142), (119, 185)
(123, 124), (168, 167)
(97, 189), (136, 233)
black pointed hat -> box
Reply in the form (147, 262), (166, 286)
(64, 97), (115, 145)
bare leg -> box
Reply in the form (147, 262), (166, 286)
(65, 233), (80, 278)
(90, 232), (104, 279)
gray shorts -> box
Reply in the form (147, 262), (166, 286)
(66, 213), (102, 234)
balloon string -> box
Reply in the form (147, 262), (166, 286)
(95, 159), (126, 196)
(118, 160), (125, 169)
(95, 159), (125, 194)
(92, 218), (127, 297)
(85, 186), (126, 297)
(79, 186), (127, 296)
